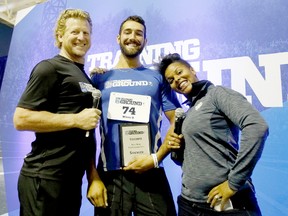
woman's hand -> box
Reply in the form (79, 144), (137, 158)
(164, 132), (183, 151)
(207, 180), (236, 211)
(122, 154), (154, 174)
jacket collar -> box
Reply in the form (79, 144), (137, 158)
(183, 80), (213, 107)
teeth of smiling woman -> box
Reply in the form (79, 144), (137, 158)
(179, 81), (187, 89)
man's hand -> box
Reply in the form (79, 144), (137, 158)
(74, 108), (101, 130)
(90, 67), (108, 77)
(207, 180), (236, 211)
(87, 179), (108, 208)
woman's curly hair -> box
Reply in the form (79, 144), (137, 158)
(157, 53), (191, 77)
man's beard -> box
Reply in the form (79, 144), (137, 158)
(120, 43), (145, 58)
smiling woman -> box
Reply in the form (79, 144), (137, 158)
(157, 53), (199, 96)
(157, 53), (269, 216)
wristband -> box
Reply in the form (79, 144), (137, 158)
(151, 153), (159, 168)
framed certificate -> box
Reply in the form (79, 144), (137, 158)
(119, 123), (151, 167)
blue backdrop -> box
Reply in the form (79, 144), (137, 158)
(0, 0), (287, 215)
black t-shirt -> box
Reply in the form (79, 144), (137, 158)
(18, 55), (96, 181)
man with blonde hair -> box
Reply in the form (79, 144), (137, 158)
(13, 9), (102, 216)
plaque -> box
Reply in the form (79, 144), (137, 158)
(119, 123), (151, 167)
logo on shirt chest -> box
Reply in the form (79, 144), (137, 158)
(195, 102), (203, 111)
(105, 79), (152, 89)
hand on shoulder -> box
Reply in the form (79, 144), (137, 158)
(89, 67), (108, 77)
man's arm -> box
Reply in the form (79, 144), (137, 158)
(86, 157), (108, 208)
(13, 107), (101, 132)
